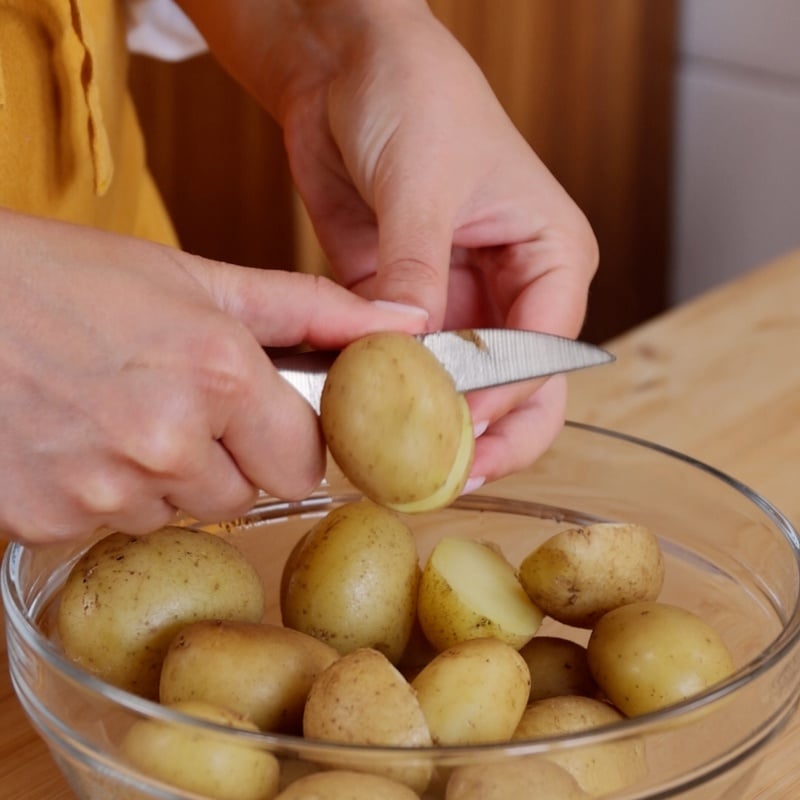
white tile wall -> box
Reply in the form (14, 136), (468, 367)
(670, 0), (800, 303)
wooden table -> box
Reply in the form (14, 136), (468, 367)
(2, 250), (799, 798)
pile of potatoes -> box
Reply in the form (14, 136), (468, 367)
(56, 502), (735, 800)
(54, 333), (735, 799)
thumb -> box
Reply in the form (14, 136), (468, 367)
(373, 185), (455, 330)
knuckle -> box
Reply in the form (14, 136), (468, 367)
(130, 424), (197, 477)
(73, 471), (128, 515)
(190, 323), (255, 405)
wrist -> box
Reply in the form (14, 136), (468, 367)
(176, 0), (432, 123)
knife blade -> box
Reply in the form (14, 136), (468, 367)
(274, 329), (614, 413)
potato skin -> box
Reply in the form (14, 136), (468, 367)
(320, 331), (473, 511)
(122, 700), (279, 800)
(57, 528), (264, 698)
(519, 636), (598, 702)
(446, 757), (590, 800)
(159, 620), (338, 733)
(512, 695), (647, 795)
(303, 648), (433, 792)
(411, 637), (530, 745)
(519, 522), (665, 628)
(281, 500), (419, 662)
(275, 770), (421, 800)
(587, 601), (735, 716)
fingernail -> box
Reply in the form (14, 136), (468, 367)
(472, 419), (489, 438)
(372, 299), (429, 319)
(461, 476), (486, 495)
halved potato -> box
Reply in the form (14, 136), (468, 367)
(418, 536), (543, 651)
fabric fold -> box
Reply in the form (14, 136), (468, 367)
(67, 0), (113, 195)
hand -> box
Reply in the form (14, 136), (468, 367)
(0, 210), (426, 543)
(180, 0), (599, 487)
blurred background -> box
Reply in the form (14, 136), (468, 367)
(129, 0), (800, 344)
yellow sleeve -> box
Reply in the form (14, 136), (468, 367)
(0, 0), (178, 247)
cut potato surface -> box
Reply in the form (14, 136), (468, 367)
(418, 536), (543, 651)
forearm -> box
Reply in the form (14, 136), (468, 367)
(174, 0), (430, 122)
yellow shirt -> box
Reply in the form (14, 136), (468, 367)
(0, 0), (178, 245)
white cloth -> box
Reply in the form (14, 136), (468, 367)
(126, 0), (208, 62)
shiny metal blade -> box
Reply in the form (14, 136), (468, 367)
(273, 329), (614, 413)
(419, 329), (614, 393)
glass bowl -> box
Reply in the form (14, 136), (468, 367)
(4, 421), (800, 799)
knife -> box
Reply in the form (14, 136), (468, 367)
(273, 329), (614, 414)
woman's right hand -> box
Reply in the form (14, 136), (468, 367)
(0, 210), (426, 544)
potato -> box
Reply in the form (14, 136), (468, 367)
(274, 770), (421, 800)
(411, 637), (530, 745)
(122, 700), (279, 800)
(418, 537), (543, 651)
(587, 600), (735, 716)
(281, 500), (419, 662)
(518, 522), (665, 628)
(446, 757), (590, 800)
(320, 331), (474, 512)
(512, 695), (647, 795)
(159, 620), (338, 733)
(519, 636), (598, 702)
(303, 648), (433, 792)
(57, 527), (264, 698)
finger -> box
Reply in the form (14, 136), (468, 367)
(480, 231), (599, 340)
(216, 345), (329, 500)
(371, 198), (454, 329)
(189, 266), (429, 346)
(94, 498), (181, 538)
(468, 376), (568, 483)
(161, 439), (259, 523)
(0, 478), (178, 544)
(465, 377), (549, 437)
(365, 135), (462, 328)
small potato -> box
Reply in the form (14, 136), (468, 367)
(519, 522), (665, 628)
(159, 620), (339, 733)
(275, 770), (421, 800)
(411, 637), (530, 745)
(57, 528), (264, 698)
(587, 601), (735, 716)
(418, 536), (544, 651)
(122, 700), (279, 800)
(281, 500), (419, 662)
(320, 331), (474, 513)
(512, 695), (647, 795)
(303, 648), (433, 792)
(519, 636), (598, 702)
(446, 757), (590, 800)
